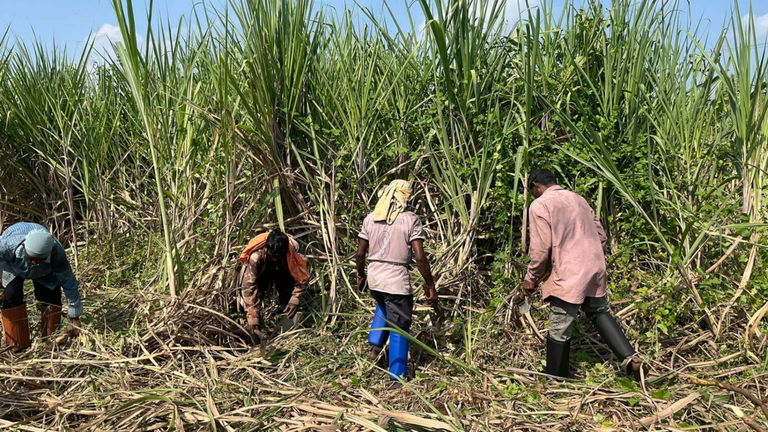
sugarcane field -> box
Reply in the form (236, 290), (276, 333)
(2, 0), (768, 430)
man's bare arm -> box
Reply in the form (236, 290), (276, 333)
(355, 238), (369, 291)
(412, 239), (437, 303)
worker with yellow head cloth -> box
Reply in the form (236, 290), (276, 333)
(355, 180), (438, 383)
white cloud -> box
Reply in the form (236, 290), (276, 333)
(88, 23), (123, 61)
(95, 23), (122, 41)
(755, 13), (768, 43)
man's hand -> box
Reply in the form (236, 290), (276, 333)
(245, 309), (262, 334)
(246, 320), (264, 336)
(357, 275), (367, 292)
(283, 301), (299, 319)
(522, 280), (536, 296)
(65, 318), (81, 338)
(424, 285), (438, 306)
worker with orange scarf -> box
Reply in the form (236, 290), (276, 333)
(240, 229), (309, 333)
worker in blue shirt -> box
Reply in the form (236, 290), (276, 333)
(0, 223), (83, 352)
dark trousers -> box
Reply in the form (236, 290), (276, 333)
(2, 277), (62, 309)
(547, 295), (611, 342)
(370, 290), (413, 332)
(256, 268), (295, 310)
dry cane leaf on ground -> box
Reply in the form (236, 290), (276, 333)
(2, 0), (768, 431)
(2, 277), (767, 432)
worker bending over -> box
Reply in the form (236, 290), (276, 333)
(523, 169), (642, 378)
(240, 229), (310, 334)
(1, 222), (83, 352)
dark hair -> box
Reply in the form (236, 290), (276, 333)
(527, 169), (557, 190)
(266, 229), (289, 257)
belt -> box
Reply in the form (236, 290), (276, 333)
(368, 259), (410, 268)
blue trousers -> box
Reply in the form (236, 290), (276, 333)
(367, 290), (413, 380)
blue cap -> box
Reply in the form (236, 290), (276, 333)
(25, 230), (55, 258)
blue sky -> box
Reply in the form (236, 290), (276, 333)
(1, 1), (767, 51)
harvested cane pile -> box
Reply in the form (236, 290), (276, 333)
(1, 242), (767, 432)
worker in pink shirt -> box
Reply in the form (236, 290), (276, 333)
(523, 169), (642, 379)
(356, 180), (438, 383)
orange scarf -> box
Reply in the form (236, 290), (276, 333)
(239, 232), (310, 284)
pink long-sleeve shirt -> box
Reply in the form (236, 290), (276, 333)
(524, 185), (607, 304)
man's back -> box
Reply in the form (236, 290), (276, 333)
(527, 186), (607, 304)
(359, 211), (425, 295)
(1, 223), (47, 251)
(361, 211), (424, 265)
(1, 223), (69, 278)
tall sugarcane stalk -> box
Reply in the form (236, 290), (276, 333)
(112, 0), (181, 297)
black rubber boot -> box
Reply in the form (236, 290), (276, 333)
(545, 336), (570, 378)
(591, 312), (635, 360)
